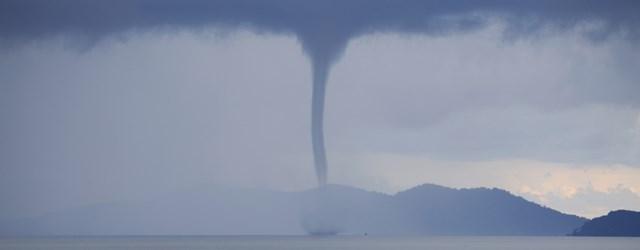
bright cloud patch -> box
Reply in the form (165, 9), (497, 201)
(332, 154), (640, 218)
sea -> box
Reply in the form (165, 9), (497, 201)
(1, 236), (638, 250)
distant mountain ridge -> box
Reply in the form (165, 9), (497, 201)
(0, 183), (586, 236)
(394, 184), (585, 235)
(571, 210), (640, 237)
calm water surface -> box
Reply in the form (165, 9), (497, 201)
(1, 236), (638, 250)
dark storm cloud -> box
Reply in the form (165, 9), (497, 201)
(2, 0), (640, 45)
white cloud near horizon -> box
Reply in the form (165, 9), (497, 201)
(331, 153), (640, 218)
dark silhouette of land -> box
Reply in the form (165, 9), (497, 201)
(571, 210), (640, 237)
(1, 183), (588, 236)
(297, 184), (585, 235)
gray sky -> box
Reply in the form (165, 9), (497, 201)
(1, 1), (640, 220)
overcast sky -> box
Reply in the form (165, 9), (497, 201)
(1, 1), (639, 220)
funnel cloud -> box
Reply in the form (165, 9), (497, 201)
(310, 57), (329, 186)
